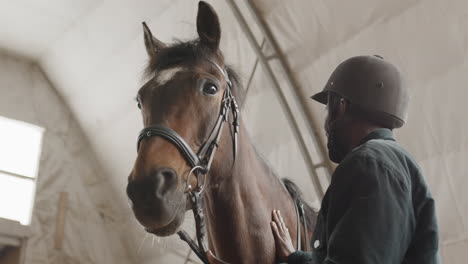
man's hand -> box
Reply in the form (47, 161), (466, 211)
(271, 209), (296, 262)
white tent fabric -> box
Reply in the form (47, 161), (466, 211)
(0, 0), (466, 263)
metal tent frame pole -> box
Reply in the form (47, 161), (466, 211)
(227, 0), (333, 198)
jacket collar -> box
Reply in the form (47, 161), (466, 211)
(360, 128), (395, 144)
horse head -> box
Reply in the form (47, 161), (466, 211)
(126, 1), (242, 237)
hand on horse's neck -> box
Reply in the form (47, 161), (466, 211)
(201, 122), (298, 263)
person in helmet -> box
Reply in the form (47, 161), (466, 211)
(271, 56), (440, 263)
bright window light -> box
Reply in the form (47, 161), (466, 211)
(0, 116), (43, 178)
(0, 172), (36, 224)
(0, 116), (44, 225)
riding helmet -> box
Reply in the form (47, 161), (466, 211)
(311, 55), (409, 128)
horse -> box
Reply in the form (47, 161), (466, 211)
(126, 2), (316, 263)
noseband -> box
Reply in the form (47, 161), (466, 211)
(135, 61), (239, 264)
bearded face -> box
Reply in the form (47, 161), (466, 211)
(324, 94), (349, 163)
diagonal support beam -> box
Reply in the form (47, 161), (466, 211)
(226, 0), (329, 198)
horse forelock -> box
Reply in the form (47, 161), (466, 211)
(143, 39), (245, 107)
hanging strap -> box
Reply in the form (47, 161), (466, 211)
(294, 200), (302, 251)
(298, 202), (310, 252)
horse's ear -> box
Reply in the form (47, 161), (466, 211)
(196, 1), (221, 50)
(142, 22), (165, 58)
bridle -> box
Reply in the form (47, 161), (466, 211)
(136, 60), (239, 263)
(135, 60), (308, 264)
(137, 61), (239, 179)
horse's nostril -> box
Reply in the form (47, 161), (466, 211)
(153, 167), (177, 197)
(126, 168), (177, 206)
(126, 178), (157, 206)
(126, 181), (138, 202)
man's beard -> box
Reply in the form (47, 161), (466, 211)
(326, 120), (348, 163)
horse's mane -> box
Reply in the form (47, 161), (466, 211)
(282, 178), (318, 234)
(144, 39), (245, 107)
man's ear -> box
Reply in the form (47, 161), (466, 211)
(142, 22), (166, 59)
(196, 1), (221, 50)
(327, 95), (347, 120)
(336, 98), (348, 118)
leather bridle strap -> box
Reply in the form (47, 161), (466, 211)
(136, 86), (237, 176)
(137, 126), (201, 168)
(196, 87), (236, 174)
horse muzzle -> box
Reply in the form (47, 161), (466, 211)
(127, 167), (185, 231)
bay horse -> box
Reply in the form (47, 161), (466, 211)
(126, 2), (316, 263)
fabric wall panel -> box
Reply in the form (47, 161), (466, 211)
(0, 52), (133, 264)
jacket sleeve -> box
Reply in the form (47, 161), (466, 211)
(323, 154), (413, 264)
(287, 251), (314, 264)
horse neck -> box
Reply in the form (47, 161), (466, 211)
(207, 121), (282, 198)
(202, 121), (298, 262)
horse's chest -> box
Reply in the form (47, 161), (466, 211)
(208, 215), (276, 263)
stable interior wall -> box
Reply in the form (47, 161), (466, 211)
(0, 51), (133, 264)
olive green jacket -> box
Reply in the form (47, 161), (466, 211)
(288, 129), (439, 264)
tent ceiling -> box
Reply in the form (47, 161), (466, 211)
(0, 0), (466, 263)
(1, 0), (251, 202)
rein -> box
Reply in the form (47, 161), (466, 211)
(136, 61), (308, 263)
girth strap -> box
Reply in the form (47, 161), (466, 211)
(298, 202), (310, 252)
(294, 200), (302, 251)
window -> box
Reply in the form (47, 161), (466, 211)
(0, 116), (44, 225)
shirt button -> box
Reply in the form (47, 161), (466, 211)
(314, 240), (320, 249)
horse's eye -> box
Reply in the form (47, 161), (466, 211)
(202, 81), (218, 96)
